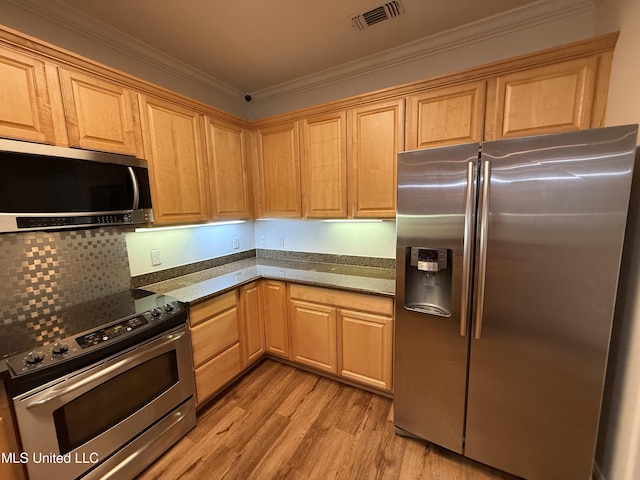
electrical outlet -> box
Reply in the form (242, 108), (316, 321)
(278, 235), (285, 246)
(232, 236), (239, 250)
(150, 250), (162, 266)
(260, 234), (266, 245)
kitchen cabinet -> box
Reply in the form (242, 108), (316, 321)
(338, 309), (393, 391)
(189, 291), (241, 406)
(300, 112), (348, 218)
(261, 280), (290, 358)
(289, 300), (337, 373)
(204, 117), (252, 219)
(59, 68), (143, 156)
(484, 57), (599, 140)
(288, 284), (394, 392)
(139, 95), (209, 225)
(0, 46), (64, 145)
(347, 100), (404, 218)
(405, 82), (486, 149)
(0, 382), (25, 480)
(255, 122), (302, 217)
(238, 281), (265, 367)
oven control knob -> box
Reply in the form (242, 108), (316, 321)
(52, 342), (69, 355)
(25, 351), (44, 364)
(151, 308), (161, 317)
(163, 304), (174, 312)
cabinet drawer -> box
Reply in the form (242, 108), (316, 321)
(289, 284), (393, 316)
(189, 290), (237, 327)
(194, 343), (241, 406)
(191, 307), (238, 367)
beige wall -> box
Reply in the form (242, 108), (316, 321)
(595, 0), (640, 478)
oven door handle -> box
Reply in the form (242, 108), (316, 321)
(24, 330), (187, 409)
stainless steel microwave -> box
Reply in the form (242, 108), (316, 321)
(0, 138), (153, 233)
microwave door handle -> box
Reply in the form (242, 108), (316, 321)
(24, 330), (186, 409)
(474, 159), (491, 340)
(460, 160), (475, 337)
(128, 166), (140, 210)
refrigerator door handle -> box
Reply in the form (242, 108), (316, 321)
(474, 159), (491, 340)
(460, 160), (475, 337)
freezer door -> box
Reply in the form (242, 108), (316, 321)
(465, 125), (638, 480)
(394, 143), (478, 453)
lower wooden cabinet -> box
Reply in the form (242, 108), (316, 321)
(338, 309), (393, 391)
(189, 290), (241, 406)
(0, 382), (25, 480)
(262, 280), (291, 359)
(288, 284), (394, 392)
(290, 300), (337, 373)
(238, 281), (265, 367)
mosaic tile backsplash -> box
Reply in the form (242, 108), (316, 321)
(0, 227), (132, 353)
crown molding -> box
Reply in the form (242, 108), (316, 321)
(250, 0), (597, 106)
(3, 0), (243, 103)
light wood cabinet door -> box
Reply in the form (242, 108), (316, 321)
(194, 343), (241, 406)
(0, 47), (62, 145)
(339, 309), (393, 391)
(238, 281), (265, 366)
(139, 96), (208, 225)
(0, 382), (25, 480)
(59, 68), (142, 156)
(190, 306), (238, 368)
(406, 82), (486, 149)
(256, 122), (301, 217)
(484, 57), (598, 140)
(261, 280), (290, 358)
(300, 111), (347, 218)
(290, 300), (337, 374)
(205, 117), (251, 219)
(348, 100), (404, 218)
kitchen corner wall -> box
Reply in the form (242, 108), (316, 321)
(125, 220), (396, 277)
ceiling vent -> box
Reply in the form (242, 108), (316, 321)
(351, 1), (405, 31)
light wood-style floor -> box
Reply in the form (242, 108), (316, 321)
(137, 360), (517, 480)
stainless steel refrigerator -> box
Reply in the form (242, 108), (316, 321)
(394, 125), (638, 480)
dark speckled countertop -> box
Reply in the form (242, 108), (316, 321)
(141, 257), (396, 305)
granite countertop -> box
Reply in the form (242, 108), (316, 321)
(142, 257), (396, 305)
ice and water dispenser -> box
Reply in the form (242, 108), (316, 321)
(404, 247), (453, 317)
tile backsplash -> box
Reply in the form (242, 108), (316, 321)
(0, 227), (131, 343)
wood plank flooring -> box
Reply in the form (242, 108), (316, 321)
(137, 360), (517, 480)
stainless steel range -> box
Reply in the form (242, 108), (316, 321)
(4, 289), (196, 480)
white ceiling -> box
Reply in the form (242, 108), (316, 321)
(49, 0), (542, 94)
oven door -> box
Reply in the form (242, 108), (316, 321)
(13, 325), (195, 480)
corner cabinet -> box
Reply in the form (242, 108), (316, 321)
(0, 46), (63, 145)
(300, 112), (348, 218)
(261, 280), (291, 358)
(204, 117), (252, 219)
(59, 68), (143, 156)
(347, 100), (404, 218)
(255, 122), (302, 217)
(238, 281), (265, 366)
(290, 300), (337, 373)
(139, 95), (209, 225)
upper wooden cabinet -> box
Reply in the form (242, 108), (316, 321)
(406, 81), (486, 150)
(59, 68), (143, 156)
(256, 122), (301, 218)
(0, 47), (62, 145)
(139, 95), (209, 225)
(300, 112), (348, 218)
(204, 117), (251, 219)
(484, 57), (599, 140)
(347, 100), (404, 218)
